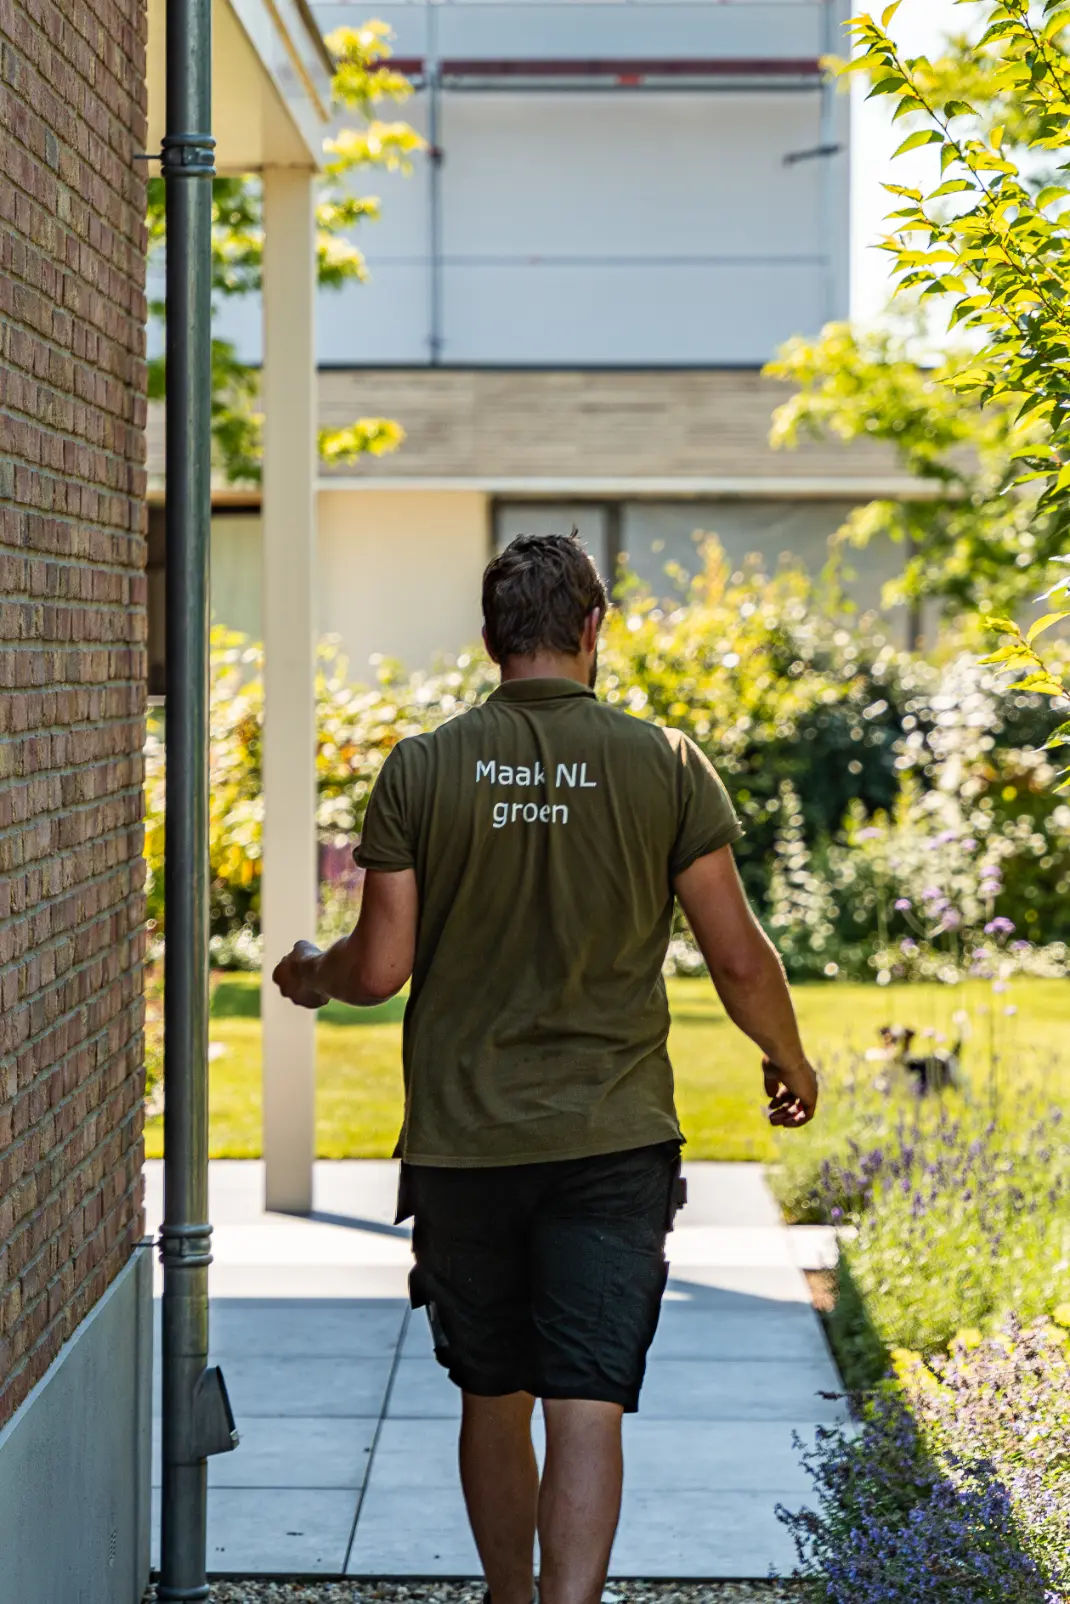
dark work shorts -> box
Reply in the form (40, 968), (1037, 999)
(399, 1141), (685, 1413)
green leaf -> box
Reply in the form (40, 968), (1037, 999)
(869, 75), (906, 97)
(838, 54), (888, 77)
(1042, 720), (1070, 751)
(892, 97), (927, 120)
(928, 179), (973, 196)
(881, 0), (901, 26)
(981, 615), (1021, 636)
(1044, 7), (1070, 38)
(1008, 671), (1068, 697)
(943, 100), (976, 119)
(893, 129), (945, 158)
(1027, 611), (1070, 645)
(1037, 185), (1070, 209)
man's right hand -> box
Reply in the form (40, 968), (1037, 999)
(763, 1057), (818, 1129)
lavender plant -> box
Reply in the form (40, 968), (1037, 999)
(778, 1319), (1070, 1602)
(772, 1044), (1070, 1375)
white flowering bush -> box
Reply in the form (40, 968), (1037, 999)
(145, 549), (1070, 976)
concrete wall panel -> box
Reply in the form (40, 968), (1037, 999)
(0, 1248), (153, 1604)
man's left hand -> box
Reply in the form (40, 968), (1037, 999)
(272, 940), (329, 1010)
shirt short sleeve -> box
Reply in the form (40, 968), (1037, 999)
(354, 743), (416, 871)
(669, 732), (743, 879)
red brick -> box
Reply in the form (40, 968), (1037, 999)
(0, 0), (147, 1430)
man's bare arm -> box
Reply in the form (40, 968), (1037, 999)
(272, 868), (418, 1009)
(674, 846), (817, 1127)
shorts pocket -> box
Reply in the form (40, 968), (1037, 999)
(596, 1242), (669, 1391)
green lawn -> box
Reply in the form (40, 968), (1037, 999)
(144, 974), (1070, 1162)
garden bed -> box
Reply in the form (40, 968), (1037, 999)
(769, 1041), (1070, 1600)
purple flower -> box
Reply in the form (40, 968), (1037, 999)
(939, 910), (963, 932)
(900, 938), (918, 954)
(985, 916), (1016, 936)
(894, 897), (911, 912)
(856, 827), (882, 841)
(921, 885), (944, 901)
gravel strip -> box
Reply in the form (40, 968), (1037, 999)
(147, 1583), (802, 1603)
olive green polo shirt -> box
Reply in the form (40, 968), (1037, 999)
(355, 678), (742, 1166)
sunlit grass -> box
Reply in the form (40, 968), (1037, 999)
(143, 974), (1070, 1162)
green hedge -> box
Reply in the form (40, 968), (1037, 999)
(143, 544), (1070, 974)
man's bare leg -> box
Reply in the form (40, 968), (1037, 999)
(538, 1399), (624, 1604)
(460, 1391), (539, 1604)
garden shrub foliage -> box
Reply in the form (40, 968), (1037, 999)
(780, 1319), (1070, 1601)
(143, 543), (1070, 966)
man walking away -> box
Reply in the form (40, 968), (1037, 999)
(273, 533), (818, 1604)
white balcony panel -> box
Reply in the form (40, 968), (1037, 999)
(314, 2), (837, 65)
(439, 92), (824, 259)
(438, 259), (823, 364)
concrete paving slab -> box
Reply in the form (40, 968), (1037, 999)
(676, 1164), (784, 1229)
(609, 1489), (814, 1578)
(346, 1481), (481, 1576)
(152, 1415), (378, 1490)
(366, 1418), (511, 1490)
(619, 1418), (818, 1493)
(649, 1303), (832, 1363)
(667, 1228), (795, 1269)
(204, 1487), (359, 1574)
(639, 1359), (846, 1423)
(788, 1225), (840, 1271)
(208, 1299), (407, 1359)
(150, 1486), (359, 1575)
(664, 1266), (814, 1303)
(209, 1222), (415, 1267)
(312, 1160), (405, 1225)
(386, 1356), (463, 1419)
(222, 1354), (396, 1419)
(176, 1264), (413, 1301)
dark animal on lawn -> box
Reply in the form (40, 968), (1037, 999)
(877, 1024), (961, 1095)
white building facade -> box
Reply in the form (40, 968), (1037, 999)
(150, 0), (927, 689)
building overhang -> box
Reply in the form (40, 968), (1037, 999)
(147, 0), (333, 173)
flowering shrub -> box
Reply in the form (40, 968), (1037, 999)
(778, 1319), (1070, 1602)
(144, 544), (1070, 969)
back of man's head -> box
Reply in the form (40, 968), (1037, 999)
(482, 532), (608, 663)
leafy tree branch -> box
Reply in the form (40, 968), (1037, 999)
(796, 0), (1070, 779)
(147, 21), (423, 482)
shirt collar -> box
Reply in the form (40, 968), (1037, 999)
(488, 677), (596, 704)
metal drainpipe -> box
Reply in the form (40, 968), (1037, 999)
(157, 0), (239, 1596)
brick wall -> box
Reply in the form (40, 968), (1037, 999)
(0, 0), (149, 1427)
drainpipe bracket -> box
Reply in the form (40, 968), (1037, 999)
(159, 1221), (214, 1268)
(192, 1364), (241, 1458)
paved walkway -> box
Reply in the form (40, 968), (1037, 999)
(146, 1161), (843, 1580)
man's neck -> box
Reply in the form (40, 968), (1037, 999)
(499, 652), (589, 687)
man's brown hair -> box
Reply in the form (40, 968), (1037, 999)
(482, 531), (608, 661)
